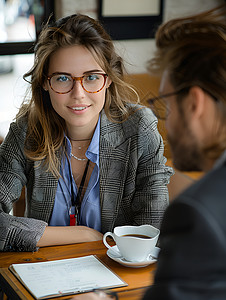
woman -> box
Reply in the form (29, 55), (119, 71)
(0, 14), (173, 252)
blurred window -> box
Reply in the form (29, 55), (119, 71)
(0, 0), (54, 55)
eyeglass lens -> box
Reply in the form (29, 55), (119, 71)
(148, 97), (168, 120)
(49, 73), (106, 93)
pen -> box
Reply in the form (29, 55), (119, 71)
(57, 288), (118, 299)
(93, 289), (118, 299)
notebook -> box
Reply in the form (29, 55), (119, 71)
(9, 255), (127, 299)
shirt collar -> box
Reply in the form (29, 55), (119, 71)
(87, 116), (100, 156)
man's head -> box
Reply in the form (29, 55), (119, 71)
(148, 5), (226, 172)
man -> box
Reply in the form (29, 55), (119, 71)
(143, 4), (226, 299)
(73, 4), (226, 300)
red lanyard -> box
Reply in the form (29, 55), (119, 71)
(69, 159), (90, 226)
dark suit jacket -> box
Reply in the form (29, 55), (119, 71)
(143, 157), (226, 299)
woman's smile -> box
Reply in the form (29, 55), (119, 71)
(67, 104), (92, 114)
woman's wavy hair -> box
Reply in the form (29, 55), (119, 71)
(18, 14), (139, 177)
(148, 4), (226, 160)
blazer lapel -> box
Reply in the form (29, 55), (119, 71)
(100, 111), (131, 232)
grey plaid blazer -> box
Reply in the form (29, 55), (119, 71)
(0, 105), (173, 251)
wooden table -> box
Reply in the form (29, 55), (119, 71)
(0, 240), (156, 300)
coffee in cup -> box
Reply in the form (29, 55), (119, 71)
(103, 224), (160, 262)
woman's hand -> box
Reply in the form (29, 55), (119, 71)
(37, 226), (103, 247)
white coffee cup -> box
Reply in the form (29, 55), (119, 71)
(103, 224), (160, 262)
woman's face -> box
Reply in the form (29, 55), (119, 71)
(45, 45), (111, 136)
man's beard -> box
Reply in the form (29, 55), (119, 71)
(167, 123), (203, 172)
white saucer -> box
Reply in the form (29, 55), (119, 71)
(107, 245), (160, 268)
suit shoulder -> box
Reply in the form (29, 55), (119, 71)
(178, 163), (226, 204)
(171, 163), (226, 232)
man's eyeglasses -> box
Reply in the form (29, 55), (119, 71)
(147, 88), (188, 120)
(47, 72), (108, 94)
(147, 86), (218, 120)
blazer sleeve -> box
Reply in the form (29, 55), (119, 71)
(0, 121), (47, 252)
(143, 195), (226, 300)
(131, 107), (173, 229)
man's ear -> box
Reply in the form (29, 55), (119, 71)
(187, 86), (206, 119)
